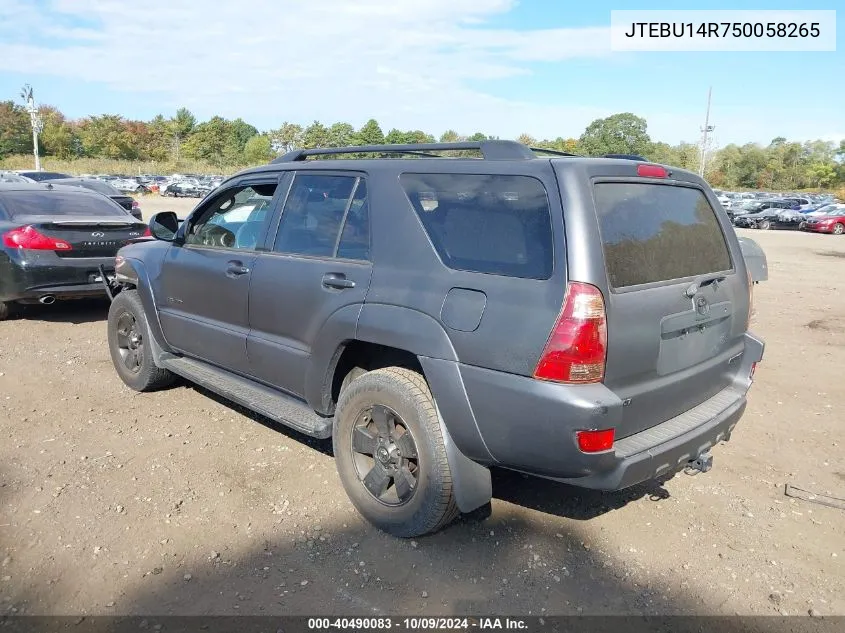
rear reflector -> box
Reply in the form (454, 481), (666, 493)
(637, 164), (668, 178)
(534, 281), (607, 384)
(2, 225), (72, 251)
(576, 429), (615, 453)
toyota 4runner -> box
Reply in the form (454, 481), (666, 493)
(104, 141), (764, 537)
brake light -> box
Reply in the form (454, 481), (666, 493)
(576, 429), (615, 453)
(637, 164), (668, 178)
(534, 282), (607, 383)
(142, 226), (152, 237)
(2, 226), (72, 251)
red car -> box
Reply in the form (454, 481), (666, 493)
(800, 208), (845, 235)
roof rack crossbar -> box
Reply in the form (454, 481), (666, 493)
(272, 140), (537, 163)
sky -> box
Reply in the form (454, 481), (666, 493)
(0, 0), (841, 147)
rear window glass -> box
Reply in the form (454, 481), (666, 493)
(0, 191), (127, 218)
(594, 183), (732, 289)
(400, 173), (553, 279)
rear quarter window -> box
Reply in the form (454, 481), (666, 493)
(400, 173), (553, 280)
(594, 182), (732, 289)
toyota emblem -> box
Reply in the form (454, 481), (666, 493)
(91, 231), (105, 237)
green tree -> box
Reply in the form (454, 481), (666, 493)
(243, 134), (273, 164)
(168, 107), (196, 160)
(808, 162), (836, 188)
(301, 121), (330, 149)
(269, 122), (303, 153)
(327, 122), (356, 147)
(0, 101), (31, 159)
(440, 130), (463, 143)
(143, 114), (172, 161)
(38, 105), (76, 159)
(182, 116), (229, 165)
(357, 119), (385, 146)
(578, 113), (651, 156)
(77, 115), (137, 159)
(385, 128), (409, 145)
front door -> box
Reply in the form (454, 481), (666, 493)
(247, 172), (373, 397)
(156, 179), (282, 374)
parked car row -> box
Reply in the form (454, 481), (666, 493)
(731, 199), (845, 234)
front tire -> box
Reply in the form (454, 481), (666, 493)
(333, 367), (458, 538)
(758, 219), (771, 230)
(107, 290), (174, 392)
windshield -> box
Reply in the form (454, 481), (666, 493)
(0, 190), (128, 218)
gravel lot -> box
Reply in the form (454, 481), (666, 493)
(1, 196), (843, 618)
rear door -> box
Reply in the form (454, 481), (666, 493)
(246, 171), (372, 397)
(562, 168), (750, 439)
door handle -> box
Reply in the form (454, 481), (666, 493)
(226, 261), (250, 277)
(322, 273), (355, 289)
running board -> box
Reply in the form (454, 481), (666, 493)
(160, 356), (333, 439)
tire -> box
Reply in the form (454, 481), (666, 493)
(107, 289), (174, 392)
(833, 223), (844, 236)
(758, 219), (771, 230)
(0, 301), (11, 321)
(333, 367), (459, 538)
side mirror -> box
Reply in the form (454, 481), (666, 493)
(148, 211), (180, 242)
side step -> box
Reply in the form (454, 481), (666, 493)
(160, 356), (333, 439)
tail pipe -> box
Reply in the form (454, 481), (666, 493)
(39, 295), (56, 305)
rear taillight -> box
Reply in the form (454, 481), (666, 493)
(637, 164), (668, 178)
(2, 226), (72, 251)
(750, 362), (758, 380)
(142, 226), (152, 237)
(534, 281), (607, 384)
(576, 429), (615, 453)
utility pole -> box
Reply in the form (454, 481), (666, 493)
(20, 84), (43, 171)
(698, 87), (714, 178)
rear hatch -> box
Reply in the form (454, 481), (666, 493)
(560, 163), (750, 439)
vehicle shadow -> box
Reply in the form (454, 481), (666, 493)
(11, 298), (110, 325)
(177, 383), (669, 522)
(489, 468), (673, 522)
(7, 513), (816, 633)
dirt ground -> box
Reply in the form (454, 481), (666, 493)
(1, 195), (843, 618)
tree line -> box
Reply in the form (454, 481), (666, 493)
(1, 101), (843, 190)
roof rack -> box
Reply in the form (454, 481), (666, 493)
(272, 140), (537, 163)
(603, 153), (648, 161)
(529, 147), (579, 157)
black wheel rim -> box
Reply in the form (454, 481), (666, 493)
(350, 404), (419, 507)
(115, 311), (143, 374)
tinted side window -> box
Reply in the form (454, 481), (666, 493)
(594, 183), (732, 289)
(399, 173), (553, 279)
(274, 174), (357, 257)
(336, 180), (369, 260)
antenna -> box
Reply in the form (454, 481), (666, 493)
(698, 87), (714, 178)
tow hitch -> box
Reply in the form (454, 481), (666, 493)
(97, 264), (122, 302)
(686, 451), (714, 474)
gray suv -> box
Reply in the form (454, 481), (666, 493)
(104, 141), (764, 537)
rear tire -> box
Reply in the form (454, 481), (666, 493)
(0, 301), (11, 321)
(833, 223), (844, 235)
(758, 219), (771, 230)
(333, 367), (459, 538)
(107, 290), (174, 392)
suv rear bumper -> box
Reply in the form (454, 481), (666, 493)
(0, 251), (114, 302)
(426, 332), (764, 490)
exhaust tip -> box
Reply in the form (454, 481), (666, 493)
(39, 295), (56, 305)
